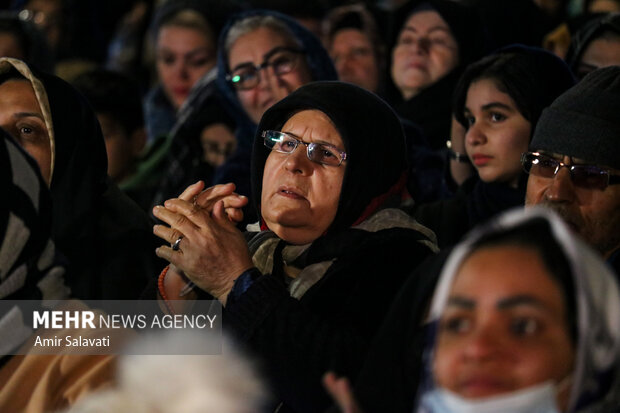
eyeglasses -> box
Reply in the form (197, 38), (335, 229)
(262, 130), (347, 167)
(226, 47), (305, 90)
(521, 151), (620, 190)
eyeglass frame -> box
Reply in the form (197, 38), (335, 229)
(262, 130), (348, 167)
(521, 151), (620, 190)
(226, 46), (306, 90)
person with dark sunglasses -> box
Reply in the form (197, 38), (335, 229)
(524, 66), (620, 274)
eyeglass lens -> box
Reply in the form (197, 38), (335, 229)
(524, 153), (611, 190)
(230, 49), (300, 90)
(263, 131), (345, 166)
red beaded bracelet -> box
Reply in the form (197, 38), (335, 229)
(157, 265), (176, 315)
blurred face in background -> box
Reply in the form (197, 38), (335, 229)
(329, 28), (380, 93)
(0, 32), (25, 60)
(576, 33), (620, 79)
(156, 23), (216, 109)
(200, 123), (236, 168)
(97, 113), (145, 184)
(23, 0), (63, 50)
(228, 26), (312, 125)
(391, 10), (459, 100)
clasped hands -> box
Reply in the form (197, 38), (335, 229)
(153, 181), (255, 304)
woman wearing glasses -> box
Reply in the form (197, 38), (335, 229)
(153, 81), (438, 413)
(410, 46), (576, 248)
(211, 10), (338, 226)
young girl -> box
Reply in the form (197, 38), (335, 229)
(411, 46), (575, 248)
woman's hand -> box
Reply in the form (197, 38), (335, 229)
(153, 189), (253, 305)
(323, 372), (364, 413)
(177, 181), (249, 222)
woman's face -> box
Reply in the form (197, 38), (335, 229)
(434, 245), (574, 410)
(0, 78), (52, 184)
(464, 78), (531, 187)
(228, 26), (312, 125)
(391, 10), (459, 100)
(330, 28), (380, 93)
(156, 25), (216, 109)
(261, 110), (345, 245)
(577, 36), (620, 80)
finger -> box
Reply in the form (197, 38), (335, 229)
(225, 207), (244, 223)
(163, 198), (212, 227)
(220, 194), (249, 210)
(193, 183), (237, 207)
(155, 245), (176, 263)
(153, 224), (184, 245)
(212, 200), (231, 225)
(152, 205), (199, 233)
(323, 373), (355, 413)
(178, 181), (205, 202)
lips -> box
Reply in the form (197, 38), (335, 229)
(276, 185), (306, 200)
(458, 376), (511, 397)
(172, 87), (190, 96)
(472, 154), (492, 166)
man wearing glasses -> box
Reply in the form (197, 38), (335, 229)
(522, 66), (620, 273)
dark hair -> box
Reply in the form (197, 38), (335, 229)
(71, 69), (144, 136)
(470, 217), (578, 343)
(453, 45), (575, 135)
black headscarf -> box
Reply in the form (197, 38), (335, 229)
(252, 81), (408, 233)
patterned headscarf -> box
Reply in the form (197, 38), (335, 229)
(0, 129), (69, 356)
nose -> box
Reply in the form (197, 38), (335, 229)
(465, 122), (486, 146)
(543, 167), (576, 203)
(284, 143), (312, 175)
(173, 60), (189, 80)
(336, 54), (354, 74)
(462, 326), (502, 362)
(410, 37), (430, 55)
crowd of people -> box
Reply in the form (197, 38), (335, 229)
(0, 0), (619, 412)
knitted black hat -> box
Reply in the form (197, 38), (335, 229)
(530, 66), (620, 170)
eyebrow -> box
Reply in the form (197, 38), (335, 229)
(446, 296), (475, 309)
(496, 294), (549, 311)
(446, 294), (552, 312)
(14, 112), (45, 121)
(281, 131), (341, 149)
(481, 102), (514, 112)
(230, 46), (293, 72)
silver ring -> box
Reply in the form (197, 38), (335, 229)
(172, 235), (184, 251)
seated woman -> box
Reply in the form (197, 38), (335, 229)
(416, 207), (620, 412)
(0, 130), (118, 413)
(410, 45), (576, 248)
(152, 81), (438, 413)
(345, 208), (620, 413)
(0, 57), (159, 299)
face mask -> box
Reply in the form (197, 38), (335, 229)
(419, 381), (561, 413)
